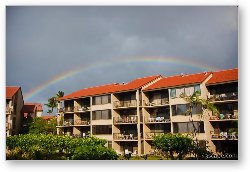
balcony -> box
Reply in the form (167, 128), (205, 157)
(74, 106), (90, 113)
(64, 107), (74, 113)
(113, 100), (137, 108)
(144, 132), (167, 140)
(113, 116), (138, 124)
(209, 110), (238, 121)
(144, 116), (170, 123)
(61, 119), (74, 127)
(6, 106), (13, 114)
(113, 133), (140, 141)
(209, 92), (238, 102)
(143, 98), (169, 107)
(57, 108), (64, 113)
(210, 129), (238, 140)
(74, 119), (90, 126)
(72, 133), (90, 138)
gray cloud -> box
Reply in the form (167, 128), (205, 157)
(6, 6), (238, 114)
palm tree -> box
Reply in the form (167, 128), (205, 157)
(180, 90), (219, 158)
(56, 91), (64, 99)
(45, 91), (65, 114)
(45, 97), (57, 113)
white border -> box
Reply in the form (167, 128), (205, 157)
(0, 1), (249, 172)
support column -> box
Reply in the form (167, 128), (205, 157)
(136, 90), (141, 155)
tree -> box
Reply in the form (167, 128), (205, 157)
(45, 91), (64, 113)
(28, 117), (57, 135)
(179, 90), (219, 158)
(152, 133), (193, 160)
(6, 134), (119, 160)
(56, 91), (64, 99)
(44, 97), (57, 113)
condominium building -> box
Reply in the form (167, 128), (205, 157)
(57, 68), (238, 155)
(6, 86), (24, 136)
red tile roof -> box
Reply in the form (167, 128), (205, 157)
(58, 83), (119, 100)
(6, 86), (20, 99)
(22, 103), (43, 117)
(115, 75), (161, 92)
(206, 68), (238, 85)
(144, 72), (212, 91)
(22, 104), (36, 113)
(59, 75), (161, 100)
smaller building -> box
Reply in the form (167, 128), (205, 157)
(6, 86), (24, 136)
(21, 103), (43, 133)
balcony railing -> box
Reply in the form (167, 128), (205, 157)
(209, 92), (238, 102)
(113, 116), (138, 124)
(113, 100), (137, 108)
(64, 107), (74, 112)
(6, 106), (13, 114)
(144, 98), (169, 106)
(145, 132), (167, 139)
(113, 133), (140, 140)
(74, 119), (90, 125)
(72, 133), (90, 138)
(144, 116), (171, 123)
(61, 119), (74, 126)
(210, 130), (238, 140)
(209, 110), (238, 120)
(74, 106), (90, 112)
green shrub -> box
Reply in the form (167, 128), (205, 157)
(152, 133), (194, 160)
(71, 145), (118, 160)
(6, 134), (118, 160)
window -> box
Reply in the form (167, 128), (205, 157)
(172, 104), (202, 116)
(176, 88), (185, 97)
(184, 86), (195, 96)
(172, 104), (187, 116)
(173, 122), (204, 133)
(94, 96), (102, 105)
(194, 85), (201, 93)
(102, 95), (109, 104)
(93, 95), (111, 105)
(170, 89), (176, 98)
(92, 110), (111, 120)
(92, 125), (112, 135)
(192, 104), (202, 114)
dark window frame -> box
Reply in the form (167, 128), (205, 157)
(92, 109), (111, 120)
(92, 95), (111, 105)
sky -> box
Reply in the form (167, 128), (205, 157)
(6, 6), (238, 115)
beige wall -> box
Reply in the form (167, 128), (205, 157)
(6, 89), (24, 136)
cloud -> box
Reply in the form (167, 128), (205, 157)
(6, 6), (238, 114)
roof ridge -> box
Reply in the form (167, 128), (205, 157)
(81, 83), (118, 89)
(212, 68), (238, 73)
(6, 86), (21, 88)
(131, 74), (161, 80)
(163, 71), (212, 79)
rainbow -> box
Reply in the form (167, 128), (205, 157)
(24, 56), (220, 101)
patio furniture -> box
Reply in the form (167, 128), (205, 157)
(129, 134), (133, 140)
(211, 128), (220, 139)
(119, 134), (125, 140)
(219, 114), (225, 120)
(225, 114), (232, 119)
(156, 117), (161, 122)
(131, 150), (138, 156)
(228, 132), (237, 140)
